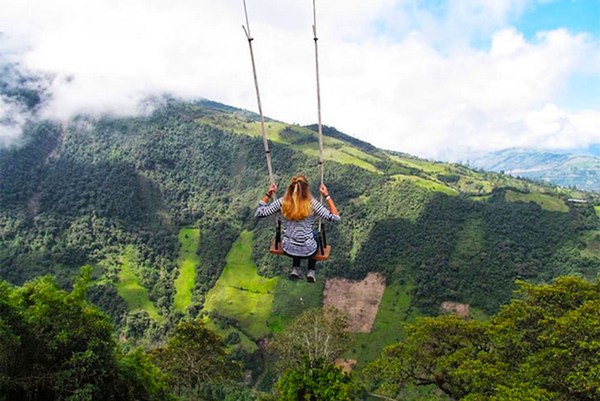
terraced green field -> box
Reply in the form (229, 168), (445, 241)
(173, 227), (200, 312)
(203, 230), (278, 342)
(198, 113), (382, 172)
(116, 246), (162, 322)
(393, 174), (458, 196)
(505, 190), (568, 212)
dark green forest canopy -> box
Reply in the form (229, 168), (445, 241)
(0, 271), (262, 401)
(367, 276), (600, 401)
(0, 99), (599, 322)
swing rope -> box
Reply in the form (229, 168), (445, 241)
(242, 0), (275, 187)
(243, 0), (282, 249)
(313, 0), (325, 190)
(312, 0), (327, 253)
(243, 0), (330, 258)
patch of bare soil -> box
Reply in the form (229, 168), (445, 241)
(323, 272), (386, 333)
(440, 301), (470, 318)
(335, 359), (357, 373)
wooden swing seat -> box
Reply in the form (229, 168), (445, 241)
(269, 241), (331, 261)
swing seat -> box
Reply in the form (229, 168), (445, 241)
(269, 241), (331, 261)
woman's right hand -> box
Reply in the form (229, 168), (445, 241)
(319, 184), (329, 197)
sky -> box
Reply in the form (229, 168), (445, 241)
(0, 0), (599, 161)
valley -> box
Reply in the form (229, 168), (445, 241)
(1, 99), (599, 400)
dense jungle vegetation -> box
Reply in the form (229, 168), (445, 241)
(1, 98), (599, 400)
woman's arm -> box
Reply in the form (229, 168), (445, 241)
(255, 183), (282, 218)
(314, 184), (340, 222)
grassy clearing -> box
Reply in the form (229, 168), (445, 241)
(198, 113), (392, 173)
(505, 190), (568, 212)
(203, 230), (278, 340)
(393, 174), (458, 196)
(595, 206), (600, 217)
(345, 281), (418, 368)
(580, 230), (600, 259)
(173, 227), (200, 312)
(296, 142), (380, 173)
(116, 246), (162, 322)
(456, 176), (494, 194)
(200, 114), (383, 173)
(268, 277), (324, 333)
(391, 155), (447, 174)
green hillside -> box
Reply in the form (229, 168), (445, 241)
(1, 99), (599, 398)
(2, 99), (599, 312)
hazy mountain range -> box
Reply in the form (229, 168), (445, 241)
(469, 148), (600, 192)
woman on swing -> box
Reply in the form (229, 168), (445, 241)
(255, 175), (340, 282)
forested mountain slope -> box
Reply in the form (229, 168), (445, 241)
(1, 99), (599, 328)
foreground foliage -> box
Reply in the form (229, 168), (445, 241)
(367, 276), (600, 400)
(276, 359), (360, 401)
(151, 319), (240, 392)
(270, 308), (361, 400)
(0, 270), (173, 401)
(0, 272), (268, 401)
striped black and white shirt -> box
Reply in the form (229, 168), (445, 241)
(255, 197), (341, 257)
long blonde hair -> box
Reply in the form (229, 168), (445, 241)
(282, 175), (312, 221)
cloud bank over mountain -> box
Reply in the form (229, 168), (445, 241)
(1, 0), (599, 160)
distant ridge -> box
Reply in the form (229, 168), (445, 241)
(470, 148), (600, 192)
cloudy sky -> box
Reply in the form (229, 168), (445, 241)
(1, 0), (599, 160)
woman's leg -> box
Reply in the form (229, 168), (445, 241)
(306, 258), (317, 283)
(289, 256), (302, 279)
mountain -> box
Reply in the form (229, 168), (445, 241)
(469, 148), (600, 192)
(1, 98), (599, 393)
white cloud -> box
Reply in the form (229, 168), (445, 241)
(0, 0), (598, 159)
(0, 96), (28, 147)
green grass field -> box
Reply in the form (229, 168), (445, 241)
(345, 282), (418, 368)
(116, 246), (162, 322)
(199, 114), (383, 173)
(173, 227), (200, 312)
(392, 174), (458, 196)
(203, 230), (278, 341)
(456, 176), (494, 194)
(296, 139), (381, 173)
(595, 206), (600, 217)
(391, 155), (447, 174)
(505, 190), (568, 212)
(580, 230), (600, 259)
(268, 277), (324, 333)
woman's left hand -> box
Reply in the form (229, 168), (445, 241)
(267, 183), (278, 196)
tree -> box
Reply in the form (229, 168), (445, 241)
(367, 276), (600, 401)
(269, 307), (360, 400)
(0, 271), (173, 401)
(269, 306), (350, 371)
(151, 319), (240, 392)
(276, 358), (360, 401)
